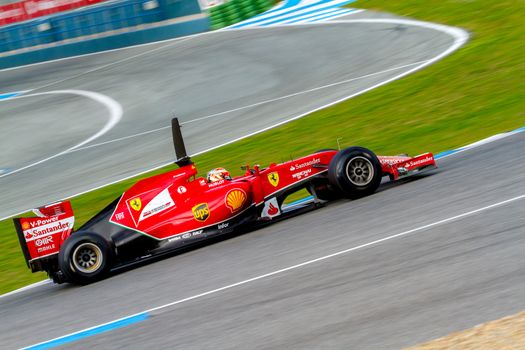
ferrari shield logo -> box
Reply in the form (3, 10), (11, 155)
(192, 203), (210, 222)
(129, 198), (142, 211)
(267, 172), (279, 187)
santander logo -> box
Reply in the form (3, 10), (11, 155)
(262, 198), (281, 218)
(267, 202), (279, 216)
(23, 217), (74, 242)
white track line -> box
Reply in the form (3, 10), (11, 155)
(0, 280), (51, 299)
(29, 37), (195, 93)
(20, 193), (525, 349)
(0, 19), (468, 219)
(0, 90), (123, 178)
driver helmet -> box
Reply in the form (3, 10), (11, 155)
(207, 167), (231, 183)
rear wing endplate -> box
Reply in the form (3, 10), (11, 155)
(13, 201), (75, 271)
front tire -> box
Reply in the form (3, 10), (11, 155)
(58, 232), (113, 284)
(328, 146), (382, 199)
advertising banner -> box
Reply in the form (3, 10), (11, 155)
(0, 2), (27, 26)
(0, 0), (106, 26)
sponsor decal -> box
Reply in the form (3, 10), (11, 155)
(191, 230), (203, 237)
(124, 188), (176, 225)
(115, 212), (125, 221)
(267, 172), (279, 187)
(23, 217), (74, 242)
(129, 197), (142, 211)
(289, 158), (320, 171)
(28, 216), (58, 228)
(404, 156), (434, 168)
(35, 236), (53, 247)
(292, 168), (312, 180)
(208, 179), (225, 188)
(22, 222), (30, 230)
(168, 236), (182, 242)
(37, 243), (56, 254)
(378, 156), (410, 165)
(139, 188), (175, 222)
(192, 203), (210, 222)
(262, 197), (281, 218)
(218, 222), (229, 230)
(174, 229), (204, 241)
(199, 179), (207, 185)
(225, 189), (247, 213)
(140, 202), (172, 221)
(177, 186), (187, 194)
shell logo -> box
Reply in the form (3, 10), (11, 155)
(21, 221), (30, 231)
(225, 189), (247, 213)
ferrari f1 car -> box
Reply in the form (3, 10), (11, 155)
(14, 118), (437, 284)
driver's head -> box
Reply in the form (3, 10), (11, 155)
(207, 167), (231, 183)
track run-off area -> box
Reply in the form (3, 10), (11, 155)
(2, 10), (524, 350)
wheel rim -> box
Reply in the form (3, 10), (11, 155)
(72, 243), (103, 274)
(345, 156), (374, 186)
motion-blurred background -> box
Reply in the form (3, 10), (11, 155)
(0, 0), (274, 66)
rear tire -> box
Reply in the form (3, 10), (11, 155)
(328, 147), (382, 199)
(58, 232), (113, 285)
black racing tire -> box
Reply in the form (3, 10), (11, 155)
(328, 146), (382, 199)
(58, 232), (114, 285)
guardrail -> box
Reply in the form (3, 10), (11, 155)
(0, 14), (210, 68)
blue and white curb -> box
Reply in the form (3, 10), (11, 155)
(229, 0), (361, 28)
(434, 126), (525, 158)
(21, 312), (149, 350)
(0, 91), (28, 100)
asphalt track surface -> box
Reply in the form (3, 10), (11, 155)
(2, 126), (525, 349)
(0, 16), (459, 219)
(4, 12), (522, 350)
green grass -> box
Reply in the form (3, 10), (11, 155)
(1, 0), (524, 294)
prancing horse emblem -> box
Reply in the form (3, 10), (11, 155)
(130, 198), (142, 211)
(267, 172), (279, 187)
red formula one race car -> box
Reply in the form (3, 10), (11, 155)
(14, 118), (437, 284)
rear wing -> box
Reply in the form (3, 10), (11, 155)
(13, 201), (75, 271)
